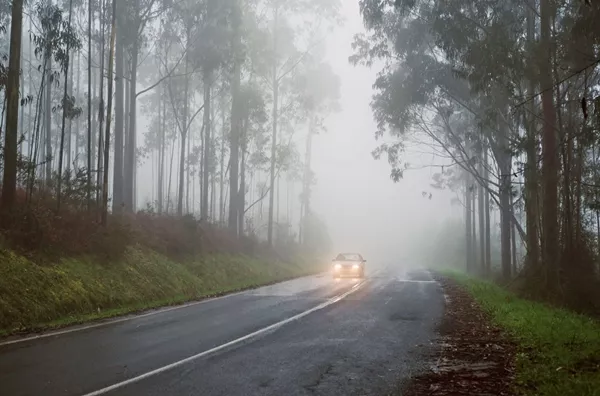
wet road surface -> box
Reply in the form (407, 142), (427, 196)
(0, 265), (443, 396)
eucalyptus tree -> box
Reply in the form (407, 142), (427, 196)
(260, 0), (341, 245)
(293, 61), (340, 244)
(0, 0), (24, 211)
(236, 82), (268, 233)
(355, 0), (600, 297)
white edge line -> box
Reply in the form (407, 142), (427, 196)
(0, 273), (326, 347)
(81, 279), (366, 396)
(0, 292), (243, 347)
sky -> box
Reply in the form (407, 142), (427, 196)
(310, 1), (459, 263)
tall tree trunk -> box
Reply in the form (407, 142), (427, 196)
(0, 0), (24, 212)
(158, 83), (165, 213)
(228, 0), (242, 233)
(484, 148), (491, 274)
(57, 0), (75, 210)
(540, 0), (559, 291)
(91, 47), (97, 181)
(238, 124), (246, 235)
(96, 2), (106, 208)
(201, 70), (212, 220)
(219, 87), (225, 224)
(101, 0), (116, 225)
(498, 121), (513, 281)
(124, 36), (139, 212)
(186, 121), (191, 213)
(66, 51), (73, 172)
(465, 176), (473, 273)
(167, 137), (175, 213)
(301, 116), (314, 245)
(45, 40), (52, 184)
(112, 8), (124, 213)
(267, 5), (279, 246)
(75, 51), (80, 168)
(478, 158), (485, 274)
(511, 192), (518, 274)
(177, 31), (190, 217)
(524, 2), (540, 277)
(471, 182), (477, 267)
(86, 0), (92, 209)
(19, 35), (25, 161)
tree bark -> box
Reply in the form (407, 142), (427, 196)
(478, 158), (485, 274)
(45, 35), (52, 185)
(498, 122), (513, 281)
(219, 87), (226, 224)
(87, 0), (92, 209)
(511, 192), (518, 274)
(0, 0), (24, 212)
(57, 0), (75, 211)
(124, 37), (139, 212)
(267, 5), (279, 246)
(228, 0), (242, 233)
(465, 174), (473, 273)
(102, 0), (117, 225)
(524, 2), (540, 277)
(112, 6), (125, 213)
(96, 1), (106, 207)
(484, 148), (491, 274)
(238, 121), (247, 235)
(540, 0), (560, 291)
(177, 36), (190, 217)
(201, 69), (212, 220)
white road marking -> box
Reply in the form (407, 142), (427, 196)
(0, 274), (325, 347)
(80, 280), (367, 396)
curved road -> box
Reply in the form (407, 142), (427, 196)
(0, 265), (443, 396)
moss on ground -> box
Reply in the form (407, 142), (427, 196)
(0, 246), (322, 336)
(447, 272), (600, 396)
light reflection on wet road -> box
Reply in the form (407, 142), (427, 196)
(0, 265), (443, 396)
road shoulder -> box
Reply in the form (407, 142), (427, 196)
(401, 275), (516, 396)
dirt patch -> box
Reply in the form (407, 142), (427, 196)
(402, 276), (516, 396)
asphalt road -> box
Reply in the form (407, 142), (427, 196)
(0, 265), (443, 396)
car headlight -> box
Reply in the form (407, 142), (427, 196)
(352, 264), (359, 269)
(334, 263), (342, 270)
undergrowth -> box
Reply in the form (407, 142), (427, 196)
(448, 273), (600, 396)
(0, 246), (321, 336)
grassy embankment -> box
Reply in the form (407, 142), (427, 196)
(0, 247), (323, 337)
(447, 272), (600, 396)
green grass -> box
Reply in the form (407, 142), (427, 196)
(0, 246), (322, 336)
(447, 272), (600, 396)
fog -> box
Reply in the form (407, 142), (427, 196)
(312, 1), (459, 264)
(123, 0), (461, 267)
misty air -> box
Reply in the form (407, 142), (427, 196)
(0, 0), (598, 395)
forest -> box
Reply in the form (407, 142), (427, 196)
(0, 0), (340, 261)
(353, 0), (600, 312)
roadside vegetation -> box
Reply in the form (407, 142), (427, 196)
(355, 0), (600, 313)
(0, 0), (341, 337)
(0, 246), (320, 336)
(0, 185), (328, 336)
(449, 273), (600, 396)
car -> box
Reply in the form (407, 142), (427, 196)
(331, 253), (366, 278)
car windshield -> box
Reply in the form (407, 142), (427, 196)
(336, 253), (361, 261)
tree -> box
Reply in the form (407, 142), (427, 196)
(1, 0), (24, 212)
(263, 0), (341, 246)
(56, 0), (76, 210)
(293, 61), (340, 244)
(101, 0), (117, 225)
(354, 0), (600, 303)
